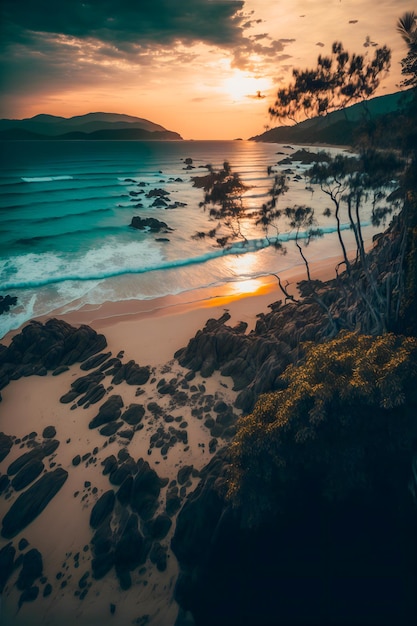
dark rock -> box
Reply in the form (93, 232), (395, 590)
(89, 395), (123, 429)
(0, 474), (10, 494)
(52, 365), (69, 376)
(42, 425), (56, 439)
(43, 583), (52, 597)
(121, 404), (145, 425)
(7, 439), (59, 476)
(11, 459), (44, 491)
(0, 542), (15, 592)
(80, 352), (112, 371)
(16, 548), (43, 590)
(72, 455), (81, 467)
(18, 538), (29, 550)
(130, 216), (173, 233)
(60, 390), (80, 404)
(109, 459), (136, 486)
(114, 514), (145, 571)
(117, 476), (133, 506)
(166, 485), (182, 517)
(147, 513), (172, 540)
(77, 383), (106, 407)
(0, 294), (18, 314)
(116, 567), (131, 590)
(90, 490), (115, 529)
(131, 459), (162, 519)
(78, 572), (89, 589)
(92, 551), (114, 580)
(110, 603), (116, 614)
(18, 585), (39, 608)
(101, 455), (118, 476)
(0, 433), (13, 462)
(118, 429), (134, 440)
(91, 518), (113, 556)
(149, 542), (167, 571)
(177, 465), (193, 486)
(99, 421), (123, 437)
(1, 468), (68, 538)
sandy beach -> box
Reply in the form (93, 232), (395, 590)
(0, 255), (342, 626)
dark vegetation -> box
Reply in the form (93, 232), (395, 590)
(172, 13), (417, 626)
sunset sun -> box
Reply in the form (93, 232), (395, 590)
(223, 71), (271, 102)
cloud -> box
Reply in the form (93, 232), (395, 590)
(1, 0), (246, 51)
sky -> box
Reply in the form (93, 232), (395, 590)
(0, 0), (412, 139)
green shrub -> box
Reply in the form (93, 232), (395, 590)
(228, 331), (417, 526)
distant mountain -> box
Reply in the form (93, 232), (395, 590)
(250, 90), (412, 145)
(0, 112), (183, 140)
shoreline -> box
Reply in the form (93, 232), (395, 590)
(0, 252), (343, 626)
(2, 255), (342, 361)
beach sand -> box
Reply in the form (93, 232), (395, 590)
(0, 256), (341, 626)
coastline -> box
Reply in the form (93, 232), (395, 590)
(0, 253), (342, 626)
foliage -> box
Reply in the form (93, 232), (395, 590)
(228, 332), (417, 527)
(269, 41), (391, 124)
(191, 161), (250, 246)
(397, 11), (417, 88)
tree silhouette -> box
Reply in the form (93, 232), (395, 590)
(269, 41), (391, 124)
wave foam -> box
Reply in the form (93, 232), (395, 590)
(22, 175), (74, 182)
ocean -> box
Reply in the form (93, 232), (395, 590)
(0, 139), (384, 339)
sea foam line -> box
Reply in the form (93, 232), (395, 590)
(1, 224), (356, 291)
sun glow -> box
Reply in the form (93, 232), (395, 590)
(223, 71), (271, 102)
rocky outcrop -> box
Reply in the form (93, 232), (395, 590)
(0, 319), (107, 389)
(1, 468), (68, 538)
(130, 216), (173, 233)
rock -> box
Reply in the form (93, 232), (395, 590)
(109, 460), (136, 486)
(149, 542), (167, 571)
(117, 476), (133, 506)
(42, 425), (56, 439)
(131, 459), (162, 519)
(166, 485), (182, 517)
(92, 551), (115, 580)
(0, 433), (13, 462)
(91, 518), (114, 556)
(18, 585), (39, 608)
(1, 468), (68, 538)
(11, 459), (44, 491)
(90, 490), (115, 529)
(121, 404), (145, 425)
(101, 455), (118, 476)
(99, 421), (123, 437)
(80, 352), (112, 371)
(0, 542), (15, 592)
(18, 538), (29, 550)
(0, 294), (18, 314)
(0, 474), (10, 494)
(147, 513), (172, 540)
(52, 365), (69, 376)
(89, 395), (123, 429)
(130, 216), (173, 233)
(114, 514), (145, 571)
(177, 465), (193, 486)
(16, 548), (43, 590)
(7, 440), (59, 476)
(43, 583), (52, 597)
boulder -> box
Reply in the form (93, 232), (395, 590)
(0, 542), (15, 592)
(130, 216), (172, 233)
(0, 432), (13, 462)
(89, 395), (123, 429)
(1, 468), (68, 538)
(11, 459), (44, 491)
(90, 490), (115, 529)
(121, 404), (145, 425)
(16, 548), (43, 591)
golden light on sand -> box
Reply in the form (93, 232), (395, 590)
(223, 70), (271, 102)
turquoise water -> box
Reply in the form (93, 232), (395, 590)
(0, 140), (379, 338)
